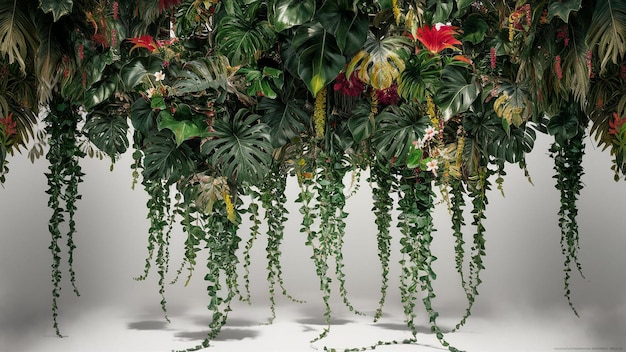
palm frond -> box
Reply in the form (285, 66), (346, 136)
(586, 0), (626, 73)
(0, 0), (38, 73)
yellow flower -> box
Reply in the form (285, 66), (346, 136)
(392, 0), (401, 25)
(222, 191), (236, 223)
(313, 87), (327, 139)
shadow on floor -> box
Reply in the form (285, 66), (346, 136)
(174, 327), (260, 341)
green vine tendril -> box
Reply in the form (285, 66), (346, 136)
(44, 100), (85, 337)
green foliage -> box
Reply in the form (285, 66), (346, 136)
(373, 103), (430, 164)
(268, 0), (315, 32)
(44, 98), (85, 337)
(435, 64), (480, 119)
(83, 112), (130, 156)
(215, 11), (276, 66)
(586, 0), (626, 73)
(201, 108), (272, 184)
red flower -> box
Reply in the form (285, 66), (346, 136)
(128, 35), (178, 53)
(413, 24), (462, 54)
(490, 47), (497, 69)
(333, 71), (364, 97)
(0, 112), (17, 136)
(158, 0), (182, 12)
(609, 112), (626, 135)
(555, 55), (563, 80)
(376, 83), (399, 106)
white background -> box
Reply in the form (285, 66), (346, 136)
(1, 133), (625, 352)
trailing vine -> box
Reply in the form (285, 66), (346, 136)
(370, 162), (394, 322)
(397, 170), (458, 351)
(261, 164), (304, 322)
(550, 130), (587, 316)
(135, 178), (174, 322)
(454, 167), (490, 331)
(449, 178), (468, 300)
(44, 99), (86, 337)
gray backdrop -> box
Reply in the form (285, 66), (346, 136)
(1, 133), (625, 352)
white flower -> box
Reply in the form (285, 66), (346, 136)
(154, 70), (166, 82)
(424, 126), (439, 141)
(146, 87), (157, 98)
(426, 159), (439, 177)
(412, 138), (425, 149)
(77, 106), (89, 119)
(434, 22), (452, 30)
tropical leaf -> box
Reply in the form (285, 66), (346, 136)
(238, 66), (283, 99)
(39, 0), (73, 22)
(462, 13), (489, 44)
(547, 0), (582, 23)
(317, 0), (369, 55)
(268, 0), (315, 32)
(372, 103), (430, 164)
(34, 14), (63, 104)
(83, 112), (130, 155)
(83, 80), (118, 111)
(493, 84), (533, 128)
(142, 130), (195, 183)
(347, 103), (375, 143)
(257, 97), (308, 147)
(547, 103), (582, 145)
(215, 13), (276, 66)
(157, 105), (209, 146)
(292, 22), (346, 96)
(201, 109), (272, 183)
(346, 33), (412, 90)
(0, 0), (38, 73)
(586, 0), (626, 73)
(397, 50), (442, 102)
(434, 64), (479, 118)
(486, 123), (536, 164)
(561, 24), (590, 104)
(120, 56), (164, 91)
(130, 98), (158, 134)
(171, 56), (229, 95)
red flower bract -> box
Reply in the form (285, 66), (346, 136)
(0, 112), (17, 136)
(413, 24), (462, 54)
(333, 71), (364, 97)
(609, 112), (626, 135)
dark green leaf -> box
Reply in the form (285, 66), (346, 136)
(171, 56), (228, 94)
(39, 0), (73, 22)
(215, 14), (276, 66)
(373, 104), (430, 164)
(143, 130), (195, 183)
(158, 110), (208, 146)
(257, 97), (308, 147)
(462, 14), (489, 44)
(547, 0), (582, 23)
(435, 64), (479, 118)
(83, 113), (130, 155)
(269, 0), (315, 32)
(318, 0), (369, 55)
(120, 57), (163, 91)
(130, 98), (158, 134)
(347, 104), (374, 143)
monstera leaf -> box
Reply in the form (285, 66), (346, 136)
(435, 63), (479, 118)
(493, 84), (533, 129)
(215, 13), (276, 66)
(397, 50), (442, 102)
(143, 130), (195, 184)
(39, 0), (73, 22)
(268, 0), (315, 32)
(317, 0), (368, 55)
(257, 97), (308, 147)
(171, 56), (229, 95)
(347, 103), (375, 143)
(486, 122), (536, 163)
(372, 104), (430, 164)
(201, 109), (272, 183)
(83, 112), (130, 155)
(291, 22), (345, 96)
(547, 0), (582, 23)
(346, 34), (412, 90)
(130, 98), (158, 134)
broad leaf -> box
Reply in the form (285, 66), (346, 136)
(397, 50), (441, 102)
(171, 56), (229, 94)
(317, 0), (369, 55)
(346, 34), (412, 90)
(462, 14), (489, 44)
(493, 84), (532, 128)
(292, 22), (345, 96)
(84, 80), (117, 111)
(0, 0), (38, 73)
(201, 109), (272, 183)
(130, 98), (158, 134)
(547, 0), (582, 23)
(257, 97), (308, 147)
(120, 56), (164, 91)
(435, 64), (479, 118)
(372, 104), (430, 164)
(547, 104), (581, 145)
(83, 112), (130, 155)
(157, 109), (208, 146)
(347, 103), (375, 143)
(142, 130), (195, 184)
(269, 0), (315, 32)
(39, 0), (73, 22)
(215, 14), (276, 66)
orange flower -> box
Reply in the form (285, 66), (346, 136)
(413, 23), (462, 54)
(127, 36), (177, 53)
(0, 112), (17, 136)
(609, 112), (626, 135)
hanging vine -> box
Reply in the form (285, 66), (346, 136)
(370, 162), (395, 322)
(134, 178), (174, 322)
(550, 130), (587, 316)
(44, 99), (86, 337)
(261, 164), (304, 322)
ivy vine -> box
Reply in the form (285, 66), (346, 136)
(44, 99), (86, 337)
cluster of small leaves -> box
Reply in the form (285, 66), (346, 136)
(369, 162), (395, 321)
(449, 178), (468, 301)
(134, 178), (175, 321)
(44, 101), (86, 337)
(454, 168), (490, 331)
(550, 130), (587, 317)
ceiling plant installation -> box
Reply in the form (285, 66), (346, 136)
(1, 0), (625, 351)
